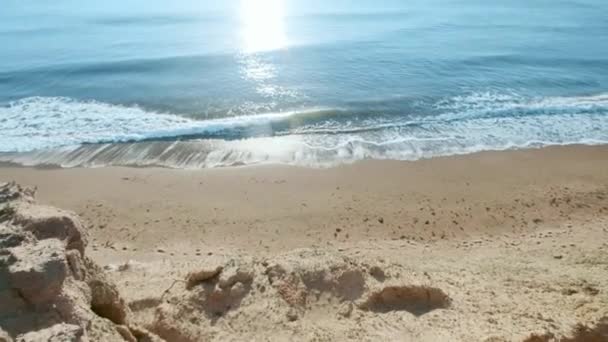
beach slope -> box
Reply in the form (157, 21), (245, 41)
(1, 145), (607, 341)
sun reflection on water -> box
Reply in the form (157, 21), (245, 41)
(237, 0), (300, 113)
(239, 0), (287, 53)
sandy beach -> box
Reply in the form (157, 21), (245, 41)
(1, 145), (608, 341)
(1, 145), (607, 255)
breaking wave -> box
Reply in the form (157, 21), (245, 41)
(0, 92), (607, 168)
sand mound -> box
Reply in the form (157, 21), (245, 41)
(128, 247), (607, 341)
(0, 182), (160, 341)
(141, 249), (456, 341)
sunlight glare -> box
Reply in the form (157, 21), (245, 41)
(240, 0), (287, 53)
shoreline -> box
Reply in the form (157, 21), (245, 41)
(1, 142), (607, 170)
(2, 140), (608, 170)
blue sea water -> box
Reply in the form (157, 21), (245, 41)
(1, 0), (607, 167)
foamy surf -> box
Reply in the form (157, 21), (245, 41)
(0, 96), (336, 152)
(0, 92), (607, 168)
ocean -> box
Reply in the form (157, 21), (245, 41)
(1, 0), (607, 168)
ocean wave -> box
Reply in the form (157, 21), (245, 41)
(0, 92), (607, 168)
(284, 92), (608, 135)
(0, 96), (337, 152)
(436, 91), (608, 113)
(1, 133), (607, 169)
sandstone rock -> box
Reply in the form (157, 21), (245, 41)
(8, 238), (68, 304)
(65, 250), (86, 281)
(0, 182), (152, 341)
(115, 325), (137, 342)
(185, 266), (223, 290)
(13, 203), (87, 255)
(16, 324), (84, 342)
(128, 324), (165, 342)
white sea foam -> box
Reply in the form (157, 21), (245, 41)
(0, 97), (317, 152)
(435, 92), (608, 120)
(0, 93), (607, 168)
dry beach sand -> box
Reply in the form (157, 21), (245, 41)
(1, 145), (608, 341)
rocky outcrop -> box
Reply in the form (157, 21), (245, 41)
(0, 182), (157, 341)
(12, 203), (88, 255)
(16, 324), (84, 342)
(7, 238), (69, 305)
